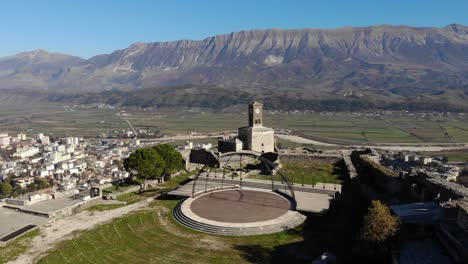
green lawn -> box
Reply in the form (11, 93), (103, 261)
(249, 162), (344, 185)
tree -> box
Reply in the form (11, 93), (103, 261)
(0, 182), (13, 197)
(35, 178), (50, 190)
(361, 200), (399, 243)
(124, 147), (165, 189)
(153, 144), (184, 178)
(12, 186), (25, 197)
(27, 183), (38, 193)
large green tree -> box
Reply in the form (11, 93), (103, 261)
(124, 147), (165, 189)
(361, 200), (399, 242)
(0, 182), (13, 197)
(153, 144), (184, 178)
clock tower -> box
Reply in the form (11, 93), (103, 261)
(249, 101), (263, 127)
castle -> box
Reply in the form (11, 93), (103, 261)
(218, 101), (275, 153)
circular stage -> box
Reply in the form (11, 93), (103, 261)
(173, 189), (306, 236)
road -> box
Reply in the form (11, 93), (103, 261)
(123, 119), (138, 136)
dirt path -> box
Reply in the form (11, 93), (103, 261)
(9, 198), (153, 264)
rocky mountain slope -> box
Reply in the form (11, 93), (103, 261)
(1, 24), (468, 110)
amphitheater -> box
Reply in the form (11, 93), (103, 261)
(171, 148), (342, 236)
(173, 188), (306, 236)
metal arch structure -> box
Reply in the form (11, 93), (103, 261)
(190, 151), (296, 203)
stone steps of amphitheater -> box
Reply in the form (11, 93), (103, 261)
(172, 201), (306, 236)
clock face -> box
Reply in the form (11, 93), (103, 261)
(255, 108), (260, 114)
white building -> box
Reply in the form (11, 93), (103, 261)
(13, 147), (39, 159)
(63, 137), (80, 146)
(14, 177), (35, 188)
(41, 136), (50, 145)
(0, 136), (10, 147)
(17, 133), (27, 141)
(48, 152), (71, 164)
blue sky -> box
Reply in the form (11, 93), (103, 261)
(1, 0), (467, 58)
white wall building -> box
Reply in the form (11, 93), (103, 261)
(0, 136), (10, 147)
(13, 147), (39, 159)
(17, 133), (27, 141)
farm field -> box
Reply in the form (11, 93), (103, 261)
(1, 102), (468, 143)
(121, 110), (468, 143)
(0, 103), (126, 137)
(421, 150), (468, 162)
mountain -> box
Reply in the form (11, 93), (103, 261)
(1, 24), (468, 111)
(0, 49), (84, 90)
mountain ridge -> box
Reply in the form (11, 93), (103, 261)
(0, 24), (467, 111)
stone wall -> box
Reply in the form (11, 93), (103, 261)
(48, 196), (101, 219)
(352, 150), (401, 199)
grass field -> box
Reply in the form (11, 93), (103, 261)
(0, 229), (41, 263)
(421, 150), (468, 162)
(37, 199), (307, 264)
(1, 102), (468, 143)
(249, 162), (344, 185)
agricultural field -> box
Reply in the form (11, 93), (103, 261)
(421, 150), (468, 162)
(1, 102), (468, 143)
(0, 103), (126, 137)
(123, 110), (468, 143)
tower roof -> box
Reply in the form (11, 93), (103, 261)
(251, 101), (263, 105)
